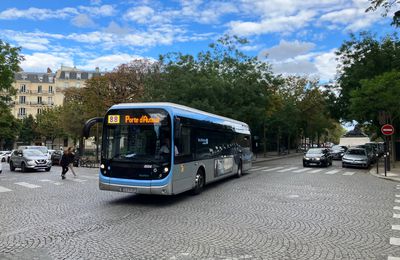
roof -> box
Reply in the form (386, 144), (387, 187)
(15, 73), (55, 83)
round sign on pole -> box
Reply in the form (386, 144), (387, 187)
(381, 124), (395, 135)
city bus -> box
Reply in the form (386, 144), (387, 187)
(83, 102), (253, 195)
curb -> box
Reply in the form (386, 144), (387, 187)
(253, 153), (301, 164)
(369, 168), (400, 182)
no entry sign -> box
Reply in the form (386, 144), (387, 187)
(381, 124), (395, 135)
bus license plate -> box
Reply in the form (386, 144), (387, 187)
(120, 187), (137, 193)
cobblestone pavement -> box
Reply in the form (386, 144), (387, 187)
(0, 158), (399, 260)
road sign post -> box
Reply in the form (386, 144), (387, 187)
(381, 124), (394, 173)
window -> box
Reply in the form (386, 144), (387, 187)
(174, 126), (192, 163)
(48, 86), (53, 93)
(48, 97), (53, 105)
(77, 73), (81, 80)
(65, 72), (69, 79)
(20, 84), (26, 93)
(37, 96), (42, 104)
(18, 107), (26, 116)
(63, 82), (69, 88)
(76, 83), (81, 88)
(37, 108), (42, 114)
(19, 96), (26, 104)
(38, 85), (42, 93)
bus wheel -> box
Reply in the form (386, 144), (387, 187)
(192, 169), (205, 195)
(236, 161), (243, 178)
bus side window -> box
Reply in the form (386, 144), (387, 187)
(175, 126), (191, 157)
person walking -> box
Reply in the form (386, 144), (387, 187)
(67, 147), (77, 177)
(60, 148), (69, 180)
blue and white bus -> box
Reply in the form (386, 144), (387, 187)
(84, 102), (252, 195)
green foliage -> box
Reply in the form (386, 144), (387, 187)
(18, 114), (37, 144)
(36, 107), (65, 142)
(335, 32), (400, 121)
(0, 40), (24, 105)
(0, 105), (20, 149)
(366, 0), (400, 27)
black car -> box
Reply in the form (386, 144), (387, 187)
(330, 145), (348, 160)
(303, 148), (332, 167)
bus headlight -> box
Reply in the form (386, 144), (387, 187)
(164, 167), (169, 173)
(100, 164), (105, 169)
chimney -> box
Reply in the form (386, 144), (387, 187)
(47, 67), (52, 74)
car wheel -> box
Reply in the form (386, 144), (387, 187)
(1, 158), (4, 162)
(342, 163), (346, 168)
(46, 167), (51, 172)
(303, 162), (307, 167)
(21, 162), (26, 172)
(9, 161), (15, 171)
(236, 161), (242, 178)
(192, 169), (205, 195)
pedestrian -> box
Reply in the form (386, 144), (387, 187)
(60, 148), (69, 180)
(67, 147), (77, 177)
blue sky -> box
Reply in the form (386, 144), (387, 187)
(0, 0), (396, 81)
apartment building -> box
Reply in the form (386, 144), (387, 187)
(11, 66), (104, 119)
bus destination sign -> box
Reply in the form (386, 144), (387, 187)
(107, 115), (160, 125)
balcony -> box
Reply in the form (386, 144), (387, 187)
(18, 90), (55, 95)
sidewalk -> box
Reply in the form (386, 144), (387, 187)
(369, 164), (400, 182)
(253, 149), (301, 164)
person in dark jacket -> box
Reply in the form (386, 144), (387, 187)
(60, 148), (69, 179)
(66, 147), (77, 177)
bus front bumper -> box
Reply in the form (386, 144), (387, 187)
(99, 181), (173, 195)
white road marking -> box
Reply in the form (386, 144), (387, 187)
(262, 167), (284, 172)
(80, 175), (98, 180)
(394, 213), (400, 219)
(392, 225), (400, 231)
(53, 182), (63, 186)
(342, 172), (355, 176)
(293, 168), (311, 173)
(249, 166), (270, 172)
(395, 206), (400, 211)
(388, 256), (400, 260)
(0, 186), (12, 192)
(277, 167), (298, 172)
(72, 179), (87, 183)
(309, 169), (323, 173)
(390, 237), (400, 246)
(325, 170), (339, 175)
(39, 179), (53, 182)
(396, 195), (400, 198)
(395, 200), (400, 203)
(14, 182), (40, 189)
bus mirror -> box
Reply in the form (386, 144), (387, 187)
(174, 118), (182, 138)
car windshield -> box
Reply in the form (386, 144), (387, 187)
(307, 149), (324, 154)
(23, 150), (45, 156)
(347, 149), (366, 155)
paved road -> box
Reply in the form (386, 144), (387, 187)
(0, 157), (399, 260)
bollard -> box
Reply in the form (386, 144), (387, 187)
(384, 154), (387, 177)
(376, 154), (379, 174)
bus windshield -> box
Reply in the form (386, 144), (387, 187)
(103, 108), (171, 164)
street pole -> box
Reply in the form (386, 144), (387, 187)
(384, 154), (387, 176)
(376, 154), (379, 174)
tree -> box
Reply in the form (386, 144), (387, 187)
(0, 40), (24, 106)
(36, 107), (65, 144)
(0, 105), (20, 149)
(18, 115), (37, 145)
(366, 0), (400, 27)
(335, 32), (400, 121)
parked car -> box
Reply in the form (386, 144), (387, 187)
(0, 160), (2, 174)
(342, 148), (370, 168)
(303, 148), (332, 167)
(18, 145), (51, 159)
(0, 151), (11, 162)
(330, 145), (348, 160)
(9, 149), (52, 172)
(51, 150), (79, 167)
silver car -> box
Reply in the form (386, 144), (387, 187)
(9, 149), (52, 172)
(342, 148), (370, 168)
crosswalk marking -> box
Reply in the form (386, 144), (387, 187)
(262, 167), (284, 172)
(396, 195), (400, 198)
(277, 167), (298, 172)
(388, 256), (400, 260)
(392, 225), (400, 231)
(394, 206), (400, 211)
(14, 182), (41, 189)
(390, 237), (400, 246)
(72, 178), (87, 183)
(394, 213), (400, 219)
(395, 200), (400, 203)
(249, 166), (270, 172)
(0, 186), (12, 192)
(293, 168), (311, 173)
(342, 172), (355, 176)
(325, 170), (339, 175)
(309, 169), (323, 173)
(80, 175), (98, 180)
(53, 182), (63, 186)
(39, 179), (53, 182)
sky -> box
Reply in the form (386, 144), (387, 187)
(0, 0), (396, 82)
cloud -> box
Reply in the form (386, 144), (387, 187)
(260, 40), (316, 60)
(314, 49), (338, 81)
(78, 5), (116, 16)
(78, 53), (148, 71)
(0, 7), (78, 20)
(71, 14), (97, 28)
(228, 10), (316, 36)
(21, 53), (73, 72)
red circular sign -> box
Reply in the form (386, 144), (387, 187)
(381, 124), (395, 135)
